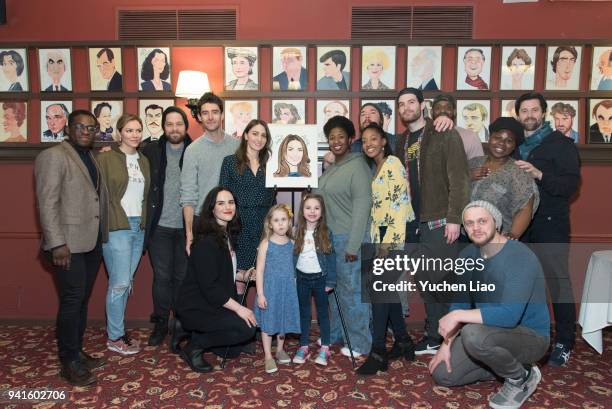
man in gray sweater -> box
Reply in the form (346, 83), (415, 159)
(180, 92), (239, 255)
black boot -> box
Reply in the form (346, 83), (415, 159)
(148, 316), (168, 346)
(60, 359), (96, 386)
(356, 347), (388, 375)
(79, 350), (106, 370)
(388, 338), (416, 361)
(179, 341), (213, 373)
(170, 318), (189, 354)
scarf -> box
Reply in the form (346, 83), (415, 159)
(519, 121), (553, 160)
(465, 75), (488, 90)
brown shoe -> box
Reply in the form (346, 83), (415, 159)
(79, 350), (106, 370)
(60, 360), (96, 386)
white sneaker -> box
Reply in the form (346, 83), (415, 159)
(316, 338), (321, 346)
(340, 346), (363, 358)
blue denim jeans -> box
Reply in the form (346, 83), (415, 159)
(329, 234), (372, 354)
(103, 217), (145, 340)
(296, 270), (330, 347)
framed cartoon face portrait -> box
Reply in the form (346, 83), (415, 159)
(89, 47), (123, 91)
(590, 46), (612, 91)
(225, 100), (258, 139)
(547, 100), (580, 143)
(41, 100), (72, 142)
(138, 99), (174, 141)
(588, 99), (612, 144)
(271, 99), (306, 125)
(137, 47), (172, 91)
(406, 46), (442, 91)
(361, 99), (396, 135)
(456, 46), (492, 91)
(457, 100), (491, 142)
(39, 48), (72, 92)
(500, 46), (536, 91)
(272, 46), (308, 91)
(0, 48), (29, 92)
(361, 46), (396, 91)
(315, 99), (350, 144)
(501, 99), (517, 119)
(91, 100), (124, 142)
(316, 46), (351, 91)
(266, 124), (319, 188)
(0, 101), (27, 142)
(545, 46), (581, 91)
(224, 47), (259, 91)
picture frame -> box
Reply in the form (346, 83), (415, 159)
(361, 46), (396, 91)
(500, 46), (536, 91)
(88, 47), (123, 92)
(0, 48), (29, 92)
(272, 46), (308, 91)
(457, 99), (491, 142)
(224, 99), (259, 139)
(38, 48), (72, 92)
(456, 46), (492, 91)
(501, 99), (517, 119)
(361, 99), (396, 135)
(40, 100), (72, 143)
(224, 46), (259, 91)
(138, 99), (174, 141)
(547, 100), (580, 143)
(271, 99), (306, 124)
(590, 46), (612, 91)
(91, 99), (124, 142)
(545, 45), (582, 91)
(265, 124), (319, 188)
(316, 46), (351, 91)
(0, 101), (27, 142)
(587, 98), (612, 144)
(406, 46), (442, 91)
(137, 47), (172, 92)
(315, 99), (350, 144)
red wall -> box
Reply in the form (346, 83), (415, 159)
(1, 0), (611, 320)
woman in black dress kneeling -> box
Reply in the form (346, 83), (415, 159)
(176, 186), (257, 372)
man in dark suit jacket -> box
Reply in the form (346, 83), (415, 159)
(96, 48), (123, 91)
(589, 100), (612, 143)
(35, 110), (108, 386)
(272, 47), (308, 90)
(45, 84), (68, 92)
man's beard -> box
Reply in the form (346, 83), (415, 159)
(521, 117), (543, 132)
(400, 110), (421, 125)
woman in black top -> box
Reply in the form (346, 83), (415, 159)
(176, 186), (256, 372)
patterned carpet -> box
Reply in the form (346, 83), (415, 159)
(0, 324), (610, 408)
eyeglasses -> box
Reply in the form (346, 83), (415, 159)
(74, 123), (100, 133)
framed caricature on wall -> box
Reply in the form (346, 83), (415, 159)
(457, 99), (491, 142)
(590, 46), (612, 91)
(225, 100), (258, 139)
(272, 46), (308, 91)
(91, 100), (124, 142)
(224, 47), (259, 91)
(545, 46), (581, 91)
(271, 100), (305, 124)
(500, 46), (536, 91)
(361, 46), (396, 91)
(138, 99), (174, 141)
(547, 100), (580, 143)
(0, 101), (27, 142)
(41, 100), (72, 142)
(39, 48), (72, 92)
(316, 46), (351, 91)
(0, 48), (29, 92)
(89, 47), (123, 91)
(406, 46), (442, 91)
(137, 47), (172, 91)
(456, 46), (491, 91)
(588, 99), (612, 144)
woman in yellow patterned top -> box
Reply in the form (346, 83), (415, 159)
(357, 123), (416, 375)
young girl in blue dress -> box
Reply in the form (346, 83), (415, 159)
(253, 204), (301, 373)
(292, 193), (336, 366)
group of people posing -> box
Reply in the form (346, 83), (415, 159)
(35, 87), (579, 409)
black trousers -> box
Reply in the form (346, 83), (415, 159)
(149, 226), (188, 323)
(190, 308), (255, 353)
(50, 240), (102, 363)
(523, 214), (576, 347)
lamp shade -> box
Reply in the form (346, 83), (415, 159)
(175, 70), (210, 99)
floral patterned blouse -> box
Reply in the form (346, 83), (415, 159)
(370, 155), (414, 244)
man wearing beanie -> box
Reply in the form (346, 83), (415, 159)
(142, 106), (193, 349)
(513, 92), (580, 366)
(430, 201), (550, 409)
(395, 87), (470, 354)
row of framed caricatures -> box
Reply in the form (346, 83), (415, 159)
(1, 45), (611, 93)
(3, 97), (610, 146)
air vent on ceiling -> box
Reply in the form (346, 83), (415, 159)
(118, 9), (236, 40)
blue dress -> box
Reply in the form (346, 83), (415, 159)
(254, 240), (301, 335)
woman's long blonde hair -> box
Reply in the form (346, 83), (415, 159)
(261, 204), (294, 241)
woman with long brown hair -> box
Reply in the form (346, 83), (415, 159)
(273, 134), (312, 177)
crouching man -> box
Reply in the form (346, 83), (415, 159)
(429, 200), (550, 409)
